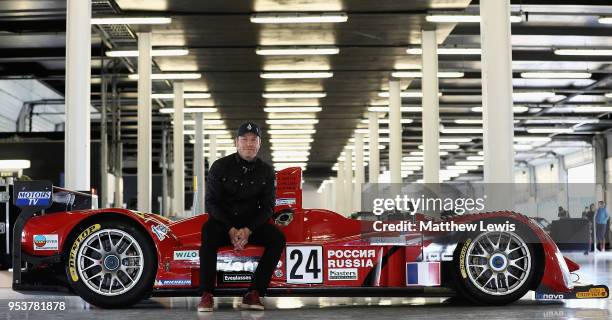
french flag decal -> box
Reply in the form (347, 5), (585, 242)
(406, 262), (441, 286)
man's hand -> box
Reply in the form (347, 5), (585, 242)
(228, 227), (251, 251)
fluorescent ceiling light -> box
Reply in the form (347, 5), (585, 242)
(470, 106), (529, 113)
(355, 129), (390, 134)
(391, 71), (464, 78)
(454, 119), (482, 124)
(440, 127), (484, 134)
(263, 92), (326, 99)
(0, 160), (30, 170)
(425, 15), (522, 23)
(520, 72), (591, 79)
(605, 93), (612, 98)
(524, 119), (599, 124)
(513, 91), (557, 99)
(260, 72), (333, 79)
(184, 129), (229, 135)
(256, 46), (339, 56)
(406, 48), (481, 55)
(264, 107), (322, 113)
(514, 144), (533, 151)
(368, 106), (423, 112)
(514, 136), (551, 143)
(378, 91), (437, 98)
(268, 129), (316, 135)
(554, 49), (612, 56)
(180, 119), (225, 125)
(447, 165), (479, 170)
(439, 137), (472, 143)
(91, 17), (172, 25)
(598, 17), (612, 24)
(159, 107), (217, 113)
(410, 151), (449, 156)
(129, 73), (201, 80)
(573, 106), (612, 113)
(250, 13), (348, 24)
(153, 93), (211, 99)
(361, 119), (413, 124)
(270, 138), (314, 143)
(418, 144), (460, 150)
(455, 161), (484, 166)
(402, 156), (423, 161)
(466, 156), (484, 161)
(106, 49), (189, 57)
(526, 128), (574, 134)
(271, 146), (311, 150)
(266, 119), (319, 125)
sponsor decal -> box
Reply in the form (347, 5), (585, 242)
(221, 272), (253, 283)
(156, 279), (192, 286)
(406, 262), (441, 286)
(274, 269), (283, 278)
(576, 287), (608, 299)
(15, 191), (52, 207)
(536, 293), (564, 300)
(69, 224), (101, 282)
(151, 224), (169, 241)
(217, 256), (259, 272)
(328, 268), (358, 281)
(459, 238), (471, 279)
(33, 234), (58, 250)
(327, 249), (376, 268)
(286, 246), (323, 284)
(275, 198), (296, 206)
(174, 250), (198, 261)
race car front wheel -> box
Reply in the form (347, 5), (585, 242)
(453, 224), (538, 305)
(65, 220), (156, 308)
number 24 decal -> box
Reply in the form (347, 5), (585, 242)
(285, 246), (323, 284)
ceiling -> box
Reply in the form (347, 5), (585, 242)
(0, 0), (611, 186)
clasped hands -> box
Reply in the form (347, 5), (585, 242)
(228, 227), (251, 251)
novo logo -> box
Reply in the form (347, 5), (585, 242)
(537, 293), (564, 300)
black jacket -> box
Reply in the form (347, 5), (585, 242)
(205, 152), (276, 231)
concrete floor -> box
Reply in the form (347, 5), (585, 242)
(0, 252), (610, 319)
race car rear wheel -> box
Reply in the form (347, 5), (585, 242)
(65, 220), (156, 308)
(453, 224), (538, 305)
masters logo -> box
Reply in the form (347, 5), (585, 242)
(69, 224), (101, 282)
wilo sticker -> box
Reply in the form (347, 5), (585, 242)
(328, 268), (358, 281)
(33, 234), (58, 251)
(174, 250), (199, 261)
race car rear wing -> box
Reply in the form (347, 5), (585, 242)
(9, 180), (96, 288)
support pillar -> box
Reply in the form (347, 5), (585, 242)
(389, 80), (402, 183)
(173, 82), (185, 217)
(368, 112), (380, 183)
(481, 0), (515, 183)
(421, 29), (441, 183)
(193, 113), (205, 215)
(354, 134), (364, 212)
(136, 32), (152, 212)
(64, 0), (91, 191)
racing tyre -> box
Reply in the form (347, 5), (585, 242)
(65, 220), (156, 308)
(452, 221), (538, 305)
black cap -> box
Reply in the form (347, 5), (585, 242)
(237, 121), (261, 137)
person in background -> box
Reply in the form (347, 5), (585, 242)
(582, 203), (596, 254)
(557, 206), (569, 219)
(595, 201), (609, 251)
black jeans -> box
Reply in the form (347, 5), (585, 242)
(199, 219), (286, 296)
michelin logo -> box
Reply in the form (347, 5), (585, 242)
(156, 279), (191, 286)
(174, 250), (199, 261)
(328, 268), (358, 280)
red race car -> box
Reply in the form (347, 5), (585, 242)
(8, 168), (609, 308)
